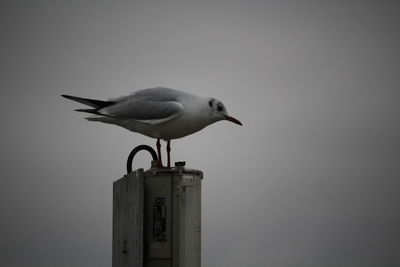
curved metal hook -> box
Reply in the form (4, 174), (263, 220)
(126, 145), (158, 174)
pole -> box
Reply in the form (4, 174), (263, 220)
(112, 146), (202, 267)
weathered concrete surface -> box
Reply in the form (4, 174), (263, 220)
(113, 169), (144, 267)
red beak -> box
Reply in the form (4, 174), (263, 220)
(224, 115), (242, 126)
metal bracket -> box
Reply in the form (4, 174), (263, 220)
(126, 145), (158, 174)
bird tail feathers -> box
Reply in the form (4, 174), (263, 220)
(61, 94), (115, 109)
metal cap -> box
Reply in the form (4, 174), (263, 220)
(175, 161), (186, 167)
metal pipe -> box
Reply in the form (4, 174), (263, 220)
(126, 145), (158, 174)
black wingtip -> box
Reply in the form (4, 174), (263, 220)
(61, 94), (115, 108)
(61, 94), (73, 100)
(74, 108), (100, 115)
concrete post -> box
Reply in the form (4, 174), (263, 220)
(112, 163), (202, 267)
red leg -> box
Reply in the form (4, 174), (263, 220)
(166, 140), (171, 168)
(156, 138), (163, 168)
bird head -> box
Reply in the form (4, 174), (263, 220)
(207, 98), (242, 126)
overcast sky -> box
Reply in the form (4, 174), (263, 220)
(1, 1), (400, 266)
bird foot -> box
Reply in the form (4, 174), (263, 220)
(156, 160), (172, 169)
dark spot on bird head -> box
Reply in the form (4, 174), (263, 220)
(217, 102), (224, 112)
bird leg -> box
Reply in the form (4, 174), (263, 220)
(166, 140), (171, 168)
(156, 138), (164, 168)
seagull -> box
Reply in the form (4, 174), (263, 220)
(62, 87), (242, 168)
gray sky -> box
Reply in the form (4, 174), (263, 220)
(1, 0), (400, 266)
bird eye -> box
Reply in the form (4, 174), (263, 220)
(208, 100), (213, 107)
(217, 104), (223, 112)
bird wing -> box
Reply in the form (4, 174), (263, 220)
(99, 88), (184, 124)
(108, 87), (185, 102)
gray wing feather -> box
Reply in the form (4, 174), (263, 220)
(99, 87), (185, 121)
(101, 100), (182, 120)
(108, 87), (185, 102)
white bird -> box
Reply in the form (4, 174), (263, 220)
(62, 87), (242, 168)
